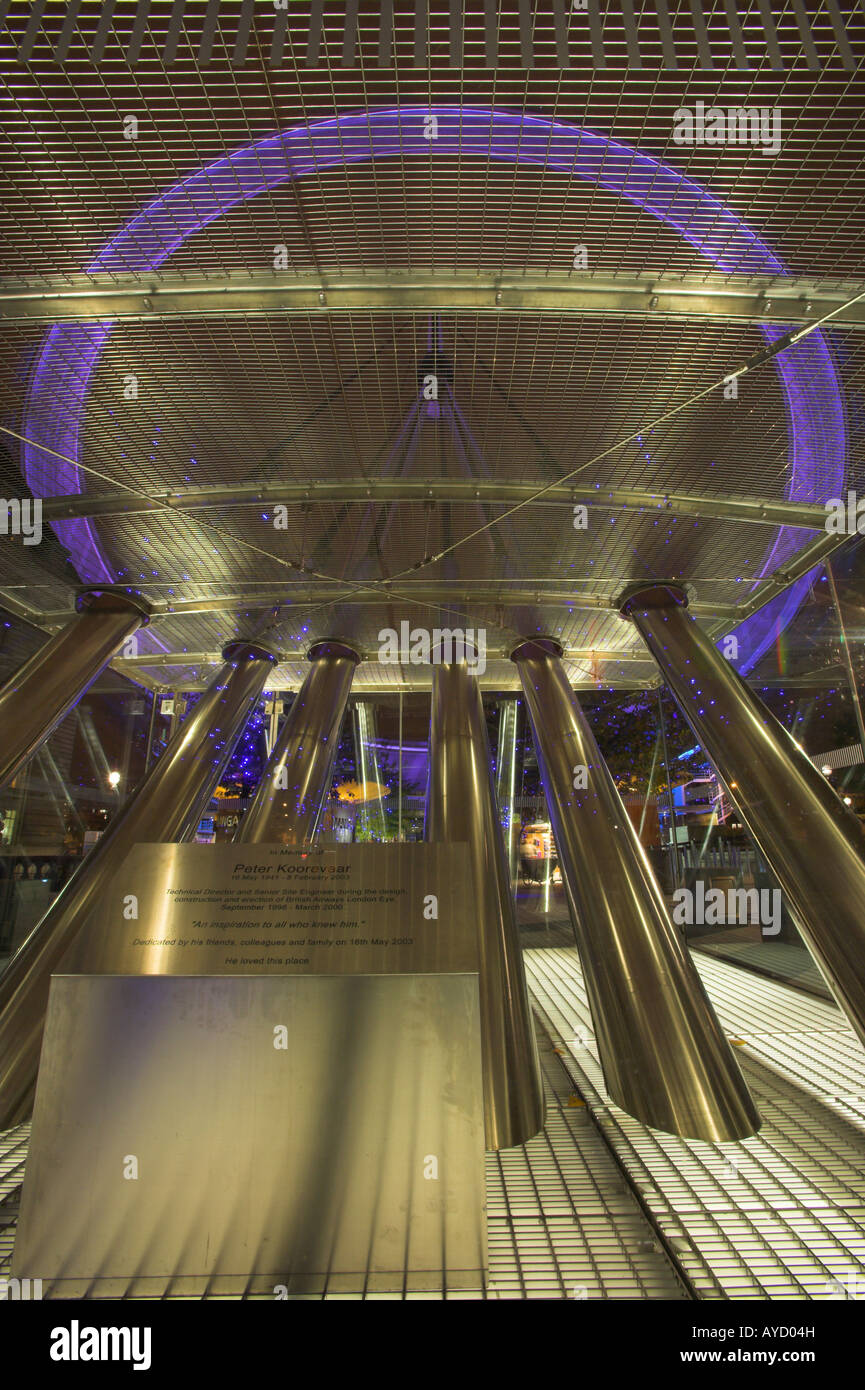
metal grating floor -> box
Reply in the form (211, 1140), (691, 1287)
(693, 940), (832, 1001)
(4, 946), (863, 1300)
(525, 947), (865, 1300)
(485, 1043), (686, 1300)
(0, 1121), (26, 1279)
(0, 1045), (686, 1302)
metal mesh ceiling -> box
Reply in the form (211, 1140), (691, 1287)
(1, 2), (864, 689)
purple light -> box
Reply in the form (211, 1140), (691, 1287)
(22, 107), (844, 673)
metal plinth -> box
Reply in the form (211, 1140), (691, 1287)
(12, 972), (486, 1296)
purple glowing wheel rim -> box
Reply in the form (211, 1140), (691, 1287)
(23, 107), (845, 673)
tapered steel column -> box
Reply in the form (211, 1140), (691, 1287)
(657, 688), (682, 889)
(0, 589), (150, 790)
(237, 640), (359, 844)
(425, 661), (544, 1150)
(0, 640), (275, 1126)
(621, 581), (865, 1052)
(826, 562), (865, 757)
(495, 698), (521, 891)
(512, 638), (759, 1142)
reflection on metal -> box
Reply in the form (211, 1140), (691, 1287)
(236, 641), (359, 845)
(425, 661), (544, 1150)
(32, 587), (733, 623)
(35, 743), (85, 836)
(167, 693), (183, 742)
(656, 688), (681, 890)
(398, 691), (404, 842)
(353, 700), (388, 841)
(638, 730), (661, 841)
(0, 641), (275, 1127)
(265, 696), (280, 757)
(825, 562), (865, 758)
(512, 637), (760, 1143)
(621, 583), (865, 1055)
(74, 706), (116, 798)
(13, 972), (486, 1296)
(0, 589), (149, 791)
(495, 699), (520, 891)
(144, 687), (160, 772)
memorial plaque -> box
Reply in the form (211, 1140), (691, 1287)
(64, 841), (475, 977)
(14, 842), (487, 1296)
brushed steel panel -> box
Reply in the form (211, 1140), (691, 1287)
(13, 973), (486, 1295)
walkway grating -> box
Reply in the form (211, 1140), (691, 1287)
(5, 945), (861, 1300)
(692, 940), (832, 1001)
(0, 1049), (685, 1301)
(526, 946), (865, 1300)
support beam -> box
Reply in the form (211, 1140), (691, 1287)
(112, 644), (650, 670)
(236, 640), (359, 844)
(3, 270), (864, 329)
(0, 589), (150, 791)
(0, 640), (276, 1127)
(173, 677), (657, 695)
(0, 589), (52, 626)
(32, 588), (736, 622)
(620, 583), (865, 1055)
(734, 530), (854, 624)
(29, 480), (827, 531)
(425, 659), (544, 1150)
(512, 637), (759, 1142)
